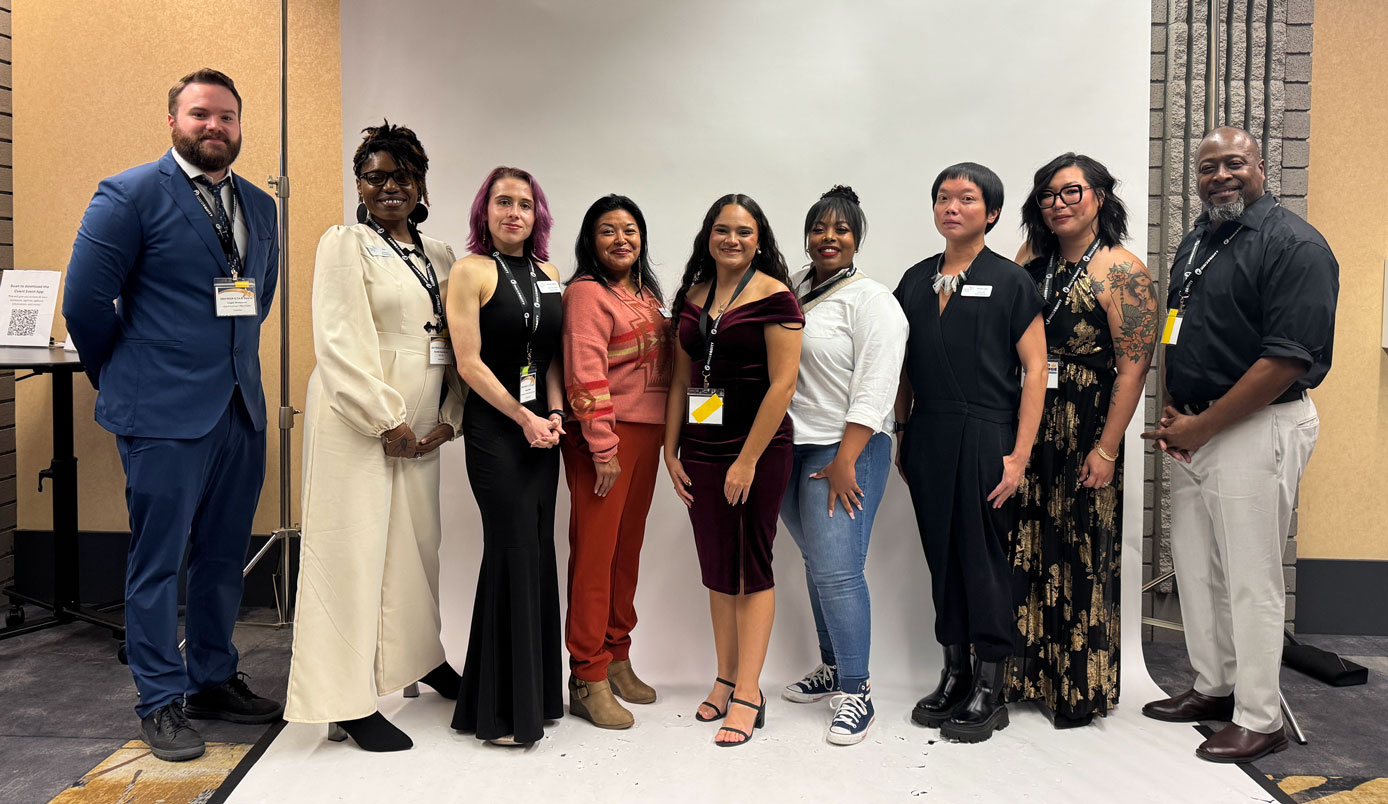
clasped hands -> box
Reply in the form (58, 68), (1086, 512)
(382, 422), (454, 458)
(1140, 405), (1212, 463)
(520, 410), (565, 449)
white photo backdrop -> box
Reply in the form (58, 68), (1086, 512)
(340, 0), (1151, 689)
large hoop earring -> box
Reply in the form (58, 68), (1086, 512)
(409, 202), (429, 224)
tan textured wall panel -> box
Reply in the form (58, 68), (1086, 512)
(12, 0), (339, 533)
(1301, 0), (1388, 559)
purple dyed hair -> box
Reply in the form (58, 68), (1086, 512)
(466, 166), (553, 261)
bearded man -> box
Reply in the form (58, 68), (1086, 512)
(63, 68), (282, 761)
(1141, 127), (1338, 764)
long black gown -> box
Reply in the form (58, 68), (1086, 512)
(1007, 255), (1122, 724)
(452, 253), (564, 743)
(894, 248), (1043, 662)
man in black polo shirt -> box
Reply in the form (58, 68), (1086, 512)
(1141, 127), (1337, 764)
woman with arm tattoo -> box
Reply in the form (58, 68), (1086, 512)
(1008, 153), (1157, 728)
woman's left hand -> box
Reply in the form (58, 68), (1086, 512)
(413, 423), (455, 457)
(987, 452), (1027, 509)
(724, 458), (755, 506)
(1079, 449), (1116, 489)
(548, 414), (567, 437)
(811, 458), (862, 519)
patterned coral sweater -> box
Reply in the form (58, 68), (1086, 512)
(562, 277), (673, 462)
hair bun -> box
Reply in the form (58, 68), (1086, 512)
(821, 185), (860, 205)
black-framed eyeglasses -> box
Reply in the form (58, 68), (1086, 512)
(1035, 184), (1091, 209)
(358, 169), (416, 188)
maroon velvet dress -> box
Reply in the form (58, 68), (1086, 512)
(677, 290), (804, 595)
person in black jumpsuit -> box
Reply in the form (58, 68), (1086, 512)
(447, 167), (566, 746)
(894, 163), (1048, 743)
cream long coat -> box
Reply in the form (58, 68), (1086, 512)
(285, 224), (464, 723)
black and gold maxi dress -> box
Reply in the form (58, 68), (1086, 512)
(1007, 255), (1122, 726)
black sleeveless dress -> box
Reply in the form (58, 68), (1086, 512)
(452, 253), (564, 743)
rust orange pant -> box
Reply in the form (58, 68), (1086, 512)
(561, 421), (664, 682)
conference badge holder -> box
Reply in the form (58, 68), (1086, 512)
(1046, 360), (1060, 389)
(687, 387), (725, 426)
(519, 365), (537, 404)
(214, 277), (258, 317)
(1161, 309), (1183, 345)
(429, 334), (453, 365)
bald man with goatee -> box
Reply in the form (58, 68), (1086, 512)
(1141, 127), (1338, 764)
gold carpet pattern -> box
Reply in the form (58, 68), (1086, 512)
(47, 740), (250, 804)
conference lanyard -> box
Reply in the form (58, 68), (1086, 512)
(1041, 239), (1102, 325)
(697, 265), (757, 389)
(1175, 223), (1245, 313)
(185, 173), (242, 279)
(365, 218), (443, 325)
(493, 251), (542, 368)
(797, 265), (858, 307)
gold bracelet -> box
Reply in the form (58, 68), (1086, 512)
(1095, 444), (1118, 462)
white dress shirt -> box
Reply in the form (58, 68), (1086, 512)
(170, 147), (249, 261)
(789, 266), (909, 446)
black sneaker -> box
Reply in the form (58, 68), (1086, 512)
(184, 672), (284, 724)
(140, 700), (206, 762)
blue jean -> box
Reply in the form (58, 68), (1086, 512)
(779, 433), (892, 684)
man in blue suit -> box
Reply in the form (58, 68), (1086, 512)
(63, 69), (283, 761)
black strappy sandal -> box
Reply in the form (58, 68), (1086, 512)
(695, 677), (736, 722)
(714, 691), (766, 747)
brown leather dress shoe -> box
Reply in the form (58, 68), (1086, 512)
(1141, 689), (1235, 723)
(1195, 723), (1289, 764)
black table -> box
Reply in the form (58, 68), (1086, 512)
(0, 345), (124, 641)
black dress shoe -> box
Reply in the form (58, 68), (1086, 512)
(1195, 723), (1289, 763)
(1141, 689), (1235, 723)
(418, 662), (462, 700)
(185, 672), (284, 724)
(328, 711), (413, 752)
(912, 644), (973, 727)
(140, 700), (206, 762)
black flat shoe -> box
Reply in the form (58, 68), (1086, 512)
(715, 692), (766, 747)
(327, 711), (413, 752)
(695, 677), (736, 722)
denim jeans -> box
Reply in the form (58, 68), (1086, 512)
(779, 433), (892, 684)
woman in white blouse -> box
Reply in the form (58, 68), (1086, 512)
(779, 186), (908, 745)
(285, 122), (465, 751)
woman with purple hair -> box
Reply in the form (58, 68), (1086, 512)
(446, 166), (565, 746)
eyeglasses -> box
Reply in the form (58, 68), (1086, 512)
(358, 169), (415, 188)
(1035, 184), (1091, 209)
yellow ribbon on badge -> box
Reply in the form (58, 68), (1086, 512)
(692, 394), (723, 423)
(1161, 309), (1180, 345)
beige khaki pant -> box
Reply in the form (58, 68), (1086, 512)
(1169, 396), (1319, 733)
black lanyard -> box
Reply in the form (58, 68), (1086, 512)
(365, 218), (443, 324)
(493, 251), (542, 367)
(1175, 223), (1245, 313)
(798, 265), (857, 306)
(697, 266), (757, 388)
(184, 172), (241, 278)
(1041, 239), (1102, 325)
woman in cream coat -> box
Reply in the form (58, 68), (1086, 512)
(286, 122), (464, 752)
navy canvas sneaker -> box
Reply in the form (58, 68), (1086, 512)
(783, 663), (839, 703)
(827, 680), (875, 745)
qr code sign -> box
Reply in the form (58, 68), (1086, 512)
(8, 308), (39, 337)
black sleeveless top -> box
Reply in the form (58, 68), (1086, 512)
(476, 252), (564, 415)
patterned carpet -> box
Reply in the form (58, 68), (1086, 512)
(46, 741), (250, 804)
(1274, 776), (1388, 803)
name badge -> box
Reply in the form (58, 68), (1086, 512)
(366, 244), (395, 258)
(1047, 359), (1060, 390)
(961, 284), (993, 298)
(658, 306), (672, 319)
(1161, 309), (1183, 345)
(687, 388), (725, 425)
(213, 277), (258, 317)
(429, 336), (454, 365)
(519, 365), (537, 403)
(537, 280), (562, 294)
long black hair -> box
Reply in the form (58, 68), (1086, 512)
(1020, 152), (1129, 264)
(671, 194), (791, 320)
(804, 185), (867, 249)
(568, 194), (663, 299)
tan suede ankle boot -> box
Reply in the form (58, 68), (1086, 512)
(569, 676), (634, 729)
(607, 659), (658, 704)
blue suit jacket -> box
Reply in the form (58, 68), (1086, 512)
(63, 150), (280, 439)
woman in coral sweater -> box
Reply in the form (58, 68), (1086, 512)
(560, 195), (673, 729)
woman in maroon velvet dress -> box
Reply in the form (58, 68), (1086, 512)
(663, 194), (803, 747)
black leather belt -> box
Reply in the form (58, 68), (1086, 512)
(1178, 389), (1305, 416)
